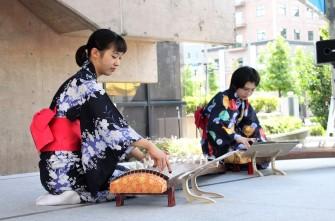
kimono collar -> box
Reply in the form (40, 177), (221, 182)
(82, 60), (97, 80)
(234, 92), (242, 100)
(225, 89), (244, 103)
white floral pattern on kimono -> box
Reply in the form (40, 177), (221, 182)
(39, 60), (142, 201)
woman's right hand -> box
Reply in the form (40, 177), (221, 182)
(147, 144), (172, 173)
(132, 138), (172, 173)
(235, 136), (254, 149)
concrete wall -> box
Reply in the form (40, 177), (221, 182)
(99, 41), (158, 83)
(0, 1), (157, 174)
(0, 0), (88, 174)
(61, 0), (235, 44)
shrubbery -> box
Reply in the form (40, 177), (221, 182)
(249, 96), (278, 113)
(185, 95), (279, 115)
(260, 116), (303, 134)
(308, 124), (325, 136)
(183, 96), (212, 115)
(153, 137), (202, 157)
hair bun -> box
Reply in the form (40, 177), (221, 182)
(75, 45), (88, 67)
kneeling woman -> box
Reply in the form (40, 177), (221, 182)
(201, 66), (267, 158)
(31, 29), (170, 205)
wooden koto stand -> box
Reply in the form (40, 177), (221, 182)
(242, 141), (298, 176)
(109, 169), (175, 207)
(109, 151), (239, 206)
(109, 141), (298, 206)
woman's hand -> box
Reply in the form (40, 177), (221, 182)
(147, 144), (171, 173)
(235, 136), (255, 149)
(132, 139), (172, 173)
(130, 147), (145, 161)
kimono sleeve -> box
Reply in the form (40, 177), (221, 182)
(239, 103), (267, 141)
(84, 81), (143, 156)
(207, 93), (240, 144)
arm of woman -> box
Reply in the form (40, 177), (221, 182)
(239, 103), (267, 142)
(84, 81), (170, 172)
(132, 138), (171, 173)
(129, 147), (145, 161)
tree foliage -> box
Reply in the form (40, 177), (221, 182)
(305, 25), (332, 128)
(207, 63), (219, 97)
(307, 64), (332, 128)
(294, 48), (315, 100)
(258, 30), (332, 128)
(258, 36), (294, 96)
(181, 65), (195, 97)
(292, 25), (332, 129)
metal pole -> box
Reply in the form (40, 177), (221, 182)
(326, 0), (335, 136)
(176, 106), (181, 138)
(204, 63), (208, 98)
(327, 0), (335, 37)
(145, 84), (151, 137)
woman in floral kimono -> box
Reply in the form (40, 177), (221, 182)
(33, 29), (170, 205)
(201, 66), (267, 159)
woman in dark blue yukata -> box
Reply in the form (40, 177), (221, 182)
(33, 29), (170, 205)
(200, 66), (267, 160)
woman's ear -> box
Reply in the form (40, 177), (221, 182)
(90, 48), (100, 60)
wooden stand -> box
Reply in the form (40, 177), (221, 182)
(242, 141), (298, 176)
(114, 187), (176, 207)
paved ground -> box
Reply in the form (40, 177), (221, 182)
(1, 158), (335, 221)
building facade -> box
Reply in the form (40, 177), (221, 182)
(183, 0), (327, 90)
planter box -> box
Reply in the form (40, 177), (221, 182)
(268, 128), (309, 142)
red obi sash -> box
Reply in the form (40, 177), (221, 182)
(30, 108), (81, 152)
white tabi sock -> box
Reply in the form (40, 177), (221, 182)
(36, 190), (81, 206)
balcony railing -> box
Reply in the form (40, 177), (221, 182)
(231, 43), (247, 48)
(235, 21), (246, 28)
(235, 0), (245, 7)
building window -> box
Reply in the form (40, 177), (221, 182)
(306, 7), (313, 18)
(278, 4), (286, 15)
(214, 59), (219, 69)
(308, 31), (314, 41)
(280, 28), (287, 39)
(294, 29), (300, 40)
(235, 12), (244, 26)
(257, 31), (266, 41)
(235, 34), (243, 47)
(237, 58), (243, 67)
(187, 52), (191, 59)
(236, 34), (243, 43)
(256, 6), (265, 17)
(292, 6), (299, 17)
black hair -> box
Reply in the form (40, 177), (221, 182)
(75, 29), (127, 67)
(229, 66), (260, 90)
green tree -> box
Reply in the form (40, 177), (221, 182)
(294, 48), (315, 98)
(258, 36), (293, 96)
(181, 65), (195, 97)
(320, 24), (330, 40)
(307, 64), (332, 128)
(293, 25), (331, 129)
(307, 24), (332, 128)
(207, 63), (219, 96)
(294, 47), (331, 128)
